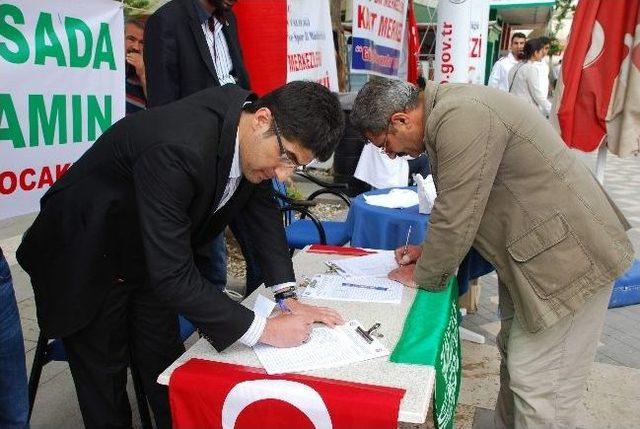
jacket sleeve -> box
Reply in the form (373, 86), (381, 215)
(413, 101), (508, 291)
(143, 12), (180, 107)
(527, 67), (552, 116)
(241, 180), (295, 286)
(133, 144), (255, 351)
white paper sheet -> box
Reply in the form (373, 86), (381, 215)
(363, 188), (419, 209)
(253, 320), (389, 375)
(329, 251), (399, 277)
(301, 275), (403, 304)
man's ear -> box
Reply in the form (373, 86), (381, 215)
(390, 111), (410, 128)
(252, 107), (273, 132)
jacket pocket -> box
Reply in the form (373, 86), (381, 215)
(507, 213), (592, 299)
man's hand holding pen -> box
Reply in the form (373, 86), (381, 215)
(388, 244), (423, 288)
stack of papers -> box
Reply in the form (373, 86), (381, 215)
(363, 188), (419, 208)
(301, 275), (403, 304)
(253, 320), (389, 375)
(328, 250), (399, 277)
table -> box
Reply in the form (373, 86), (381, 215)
(158, 249), (435, 424)
(345, 187), (494, 294)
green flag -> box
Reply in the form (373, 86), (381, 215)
(390, 276), (461, 429)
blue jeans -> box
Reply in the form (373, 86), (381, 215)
(206, 233), (228, 292)
(205, 218), (263, 296)
(0, 250), (29, 428)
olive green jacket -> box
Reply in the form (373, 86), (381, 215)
(413, 81), (633, 333)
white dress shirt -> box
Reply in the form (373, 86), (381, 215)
(215, 133), (295, 347)
(488, 52), (519, 92)
(533, 60), (550, 99)
(200, 16), (236, 86)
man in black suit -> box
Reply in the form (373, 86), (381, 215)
(17, 82), (345, 429)
(144, 0), (262, 296)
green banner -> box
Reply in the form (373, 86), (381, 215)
(390, 277), (461, 429)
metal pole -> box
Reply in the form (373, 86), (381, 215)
(595, 138), (608, 185)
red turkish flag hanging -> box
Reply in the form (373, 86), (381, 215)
(555, 0), (640, 155)
(169, 359), (405, 429)
(233, 0), (288, 96)
(407, 0), (420, 84)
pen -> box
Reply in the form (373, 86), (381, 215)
(402, 225), (412, 256)
(341, 282), (388, 291)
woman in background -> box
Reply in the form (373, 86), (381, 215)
(508, 38), (552, 117)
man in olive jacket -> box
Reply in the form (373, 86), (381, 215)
(351, 79), (633, 429)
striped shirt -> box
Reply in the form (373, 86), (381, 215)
(193, 1), (236, 86)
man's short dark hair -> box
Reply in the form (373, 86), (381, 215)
(511, 32), (526, 41)
(245, 81), (344, 162)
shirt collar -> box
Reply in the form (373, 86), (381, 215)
(229, 130), (241, 179)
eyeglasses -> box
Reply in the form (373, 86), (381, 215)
(368, 121), (392, 155)
(273, 119), (313, 168)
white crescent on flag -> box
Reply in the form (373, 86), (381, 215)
(221, 379), (333, 429)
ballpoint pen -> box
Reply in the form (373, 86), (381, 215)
(402, 225), (412, 257)
(341, 282), (388, 291)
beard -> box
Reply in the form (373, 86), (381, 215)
(206, 0), (236, 11)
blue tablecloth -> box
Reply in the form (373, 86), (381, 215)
(345, 187), (494, 295)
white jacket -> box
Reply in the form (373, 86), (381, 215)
(508, 62), (552, 116)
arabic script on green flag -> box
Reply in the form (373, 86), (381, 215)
(390, 276), (461, 429)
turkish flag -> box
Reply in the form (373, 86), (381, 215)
(555, 0), (640, 154)
(407, 0), (420, 84)
(169, 359), (405, 429)
(234, 0), (288, 96)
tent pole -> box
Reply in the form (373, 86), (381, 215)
(595, 139), (607, 185)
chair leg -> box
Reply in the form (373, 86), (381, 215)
(28, 332), (48, 420)
(130, 362), (153, 429)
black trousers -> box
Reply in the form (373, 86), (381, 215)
(62, 279), (185, 429)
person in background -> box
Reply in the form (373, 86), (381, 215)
(0, 247), (29, 429)
(534, 36), (552, 98)
(125, 18), (147, 115)
(488, 32), (526, 92)
(145, 0), (263, 297)
(508, 38), (553, 117)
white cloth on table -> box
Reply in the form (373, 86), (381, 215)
(415, 174), (437, 214)
(363, 188), (419, 209)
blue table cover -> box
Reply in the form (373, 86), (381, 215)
(345, 187), (495, 295)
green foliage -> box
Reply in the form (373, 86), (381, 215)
(123, 0), (152, 17)
(286, 181), (304, 201)
(548, 36), (564, 57)
(548, 0), (576, 55)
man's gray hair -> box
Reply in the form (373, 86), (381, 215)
(125, 17), (145, 30)
(350, 78), (420, 134)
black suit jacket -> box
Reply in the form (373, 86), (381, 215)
(144, 0), (250, 107)
(17, 86), (294, 350)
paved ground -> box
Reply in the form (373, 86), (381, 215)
(1, 150), (639, 428)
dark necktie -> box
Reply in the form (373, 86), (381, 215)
(207, 15), (217, 59)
